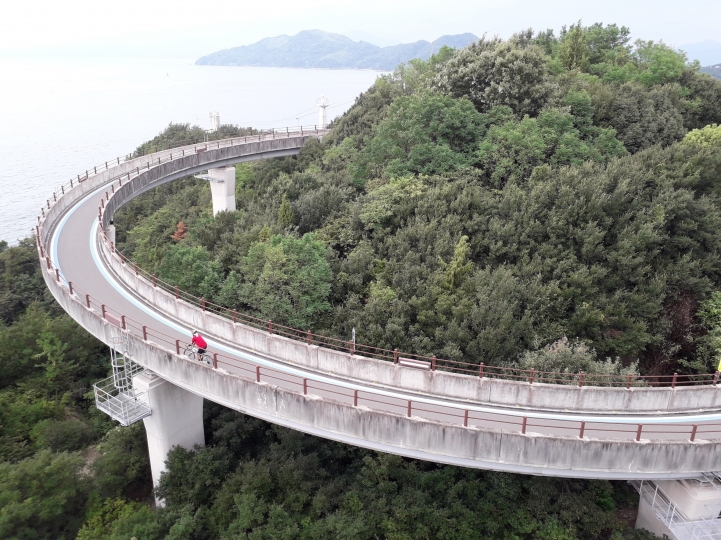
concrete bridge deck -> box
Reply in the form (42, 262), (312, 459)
(36, 129), (721, 480)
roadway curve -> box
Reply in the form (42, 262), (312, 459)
(37, 131), (721, 479)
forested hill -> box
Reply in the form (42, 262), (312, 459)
(195, 29), (478, 70)
(121, 22), (721, 382)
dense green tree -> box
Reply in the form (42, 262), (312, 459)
(219, 234), (332, 328)
(609, 82), (687, 152)
(0, 450), (90, 539)
(436, 38), (558, 117)
(359, 92), (486, 179)
(157, 244), (223, 301)
(684, 124), (721, 147)
(277, 193), (295, 228)
(558, 21), (590, 71)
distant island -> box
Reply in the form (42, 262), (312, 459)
(195, 29), (478, 70)
(701, 64), (721, 80)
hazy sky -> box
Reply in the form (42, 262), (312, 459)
(2, 0), (719, 58)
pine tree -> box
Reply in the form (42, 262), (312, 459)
(277, 194), (295, 228)
(559, 21), (589, 71)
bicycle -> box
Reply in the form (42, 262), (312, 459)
(183, 343), (213, 365)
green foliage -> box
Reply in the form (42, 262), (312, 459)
(609, 83), (687, 152)
(157, 244), (223, 300)
(0, 238), (52, 324)
(360, 92), (486, 180)
(0, 450), (90, 539)
(223, 234), (332, 328)
(436, 37), (557, 117)
(130, 408), (649, 539)
(684, 124), (721, 147)
(477, 107), (626, 188)
(558, 21), (589, 71)
(92, 423), (152, 499)
(518, 337), (639, 384)
(277, 193), (295, 228)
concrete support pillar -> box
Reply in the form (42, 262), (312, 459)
(635, 478), (721, 538)
(133, 371), (204, 505)
(207, 166), (236, 216)
(106, 221), (116, 245)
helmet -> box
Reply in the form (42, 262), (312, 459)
(192, 330), (199, 336)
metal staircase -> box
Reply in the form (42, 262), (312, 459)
(631, 477), (721, 539)
(93, 335), (151, 426)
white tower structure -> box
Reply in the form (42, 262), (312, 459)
(209, 111), (220, 132)
(316, 95), (329, 128)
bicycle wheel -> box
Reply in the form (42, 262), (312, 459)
(183, 347), (196, 361)
(200, 353), (213, 366)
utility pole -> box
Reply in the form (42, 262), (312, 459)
(316, 95), (329, 129)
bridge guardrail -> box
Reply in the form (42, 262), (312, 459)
(32, 258), (721, 443)
(34, 130), (721, 445)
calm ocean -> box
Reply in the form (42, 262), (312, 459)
(0, 57), (381, 244)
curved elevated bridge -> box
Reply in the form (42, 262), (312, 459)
(35, 127), (721, 537)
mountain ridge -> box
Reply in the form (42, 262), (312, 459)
(195, 29), (478, 70)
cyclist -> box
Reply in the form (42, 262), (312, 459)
(191, 330), (207, 356)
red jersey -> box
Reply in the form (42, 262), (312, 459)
(192, 334), (207, 349)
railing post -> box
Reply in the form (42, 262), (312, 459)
(101, 304), (106, 319)
(579, 421), (585, 439)
(233, 309), (237, 324)
(354, 389), (358, 406)
(431, 355), (436, 371)
(307, 329), (311, 345)
(174, 286), (179, 299)
(690, 425), (698, 442)
(529, 368), (535, 384)
(627, 373), (633, 389)
(85, 294), (91, 308)
(268, 320), (273, 334)
(303, 378), (308, 395)
(714, 371), (719, 386)
(578, 371), (585, 387)
(350, 340), (354, 355)
(134, 263), (139, 276)
(636, 424), (643, 441)
(256, 365), (261, 383)
(152, 274), (157, 287)
(394, 349), (399, 364)
(463, 409), (469, 427)
(45, 256), (51, 269)
(672, 372), (678, 389)
(176, 339), (180, 354)
(201, 297), (206, 311)
(121, 315), (126, 330)
(142, 326), (148, 341)
(213, 353), (218, 369)
(69, 281), (74, 295)
(521, 417), (528, 434)
(407, 400), (412, 418)
(110, 241), (115, 253)
(55, 268), (60, 282)
(479, 362), (484, 378)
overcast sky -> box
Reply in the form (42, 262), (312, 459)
(1, 0), (719, 59)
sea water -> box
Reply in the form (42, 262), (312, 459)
(0, 57), (382, 244)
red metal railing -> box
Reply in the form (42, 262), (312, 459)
(35, 129), (721, 441)
(98, 228), (720, 388)
(37, 232), (721, 442)
(38, 125), (328, 218)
